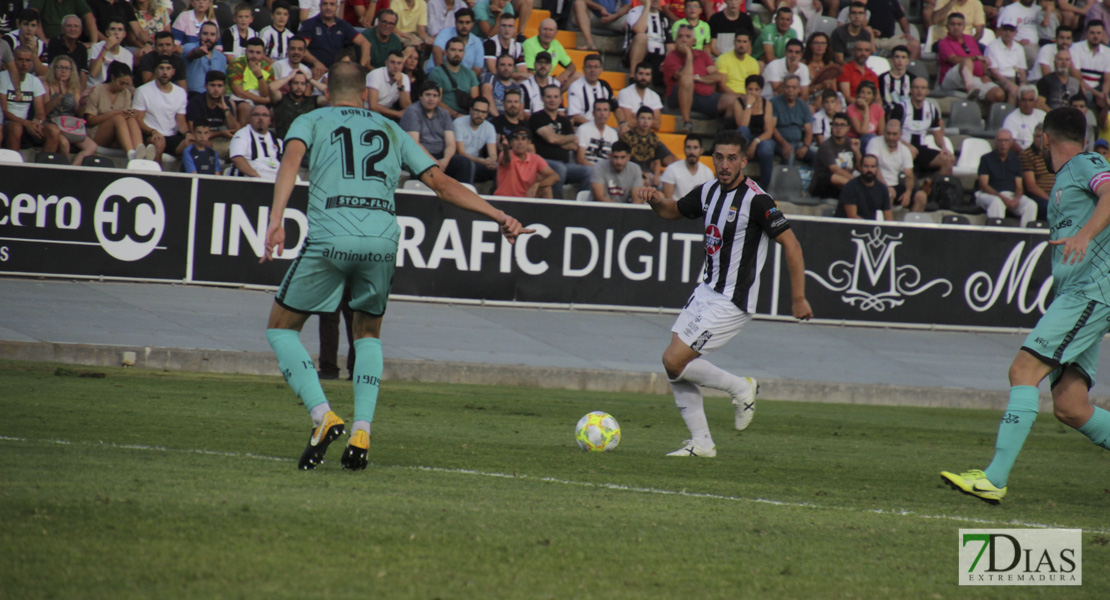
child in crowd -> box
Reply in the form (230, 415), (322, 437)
(222, 3), (257, 62)
(812, 89), (841, 145)
(182, 122), (222, 175)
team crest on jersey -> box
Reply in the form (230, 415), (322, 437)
(705, 225), (723, 255)
(727, 207), (738, 223)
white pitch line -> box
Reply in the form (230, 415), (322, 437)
(2, 435), (1106, 534)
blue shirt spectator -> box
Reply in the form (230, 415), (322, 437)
(183, 40), (228, 95)
(770, 93), (812, 146)
(298, 13), (359, 68)
(424, 26), (484, 74)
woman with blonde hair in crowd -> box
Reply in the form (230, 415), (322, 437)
(40, 55), (99, 165)
(134, 0), (173, 57)
(172, 0), (216, 48)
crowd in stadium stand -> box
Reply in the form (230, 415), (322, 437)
(4, 0), (1110, 220)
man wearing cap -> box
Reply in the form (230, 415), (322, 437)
(1096, 138), (1110, 159)
(519, 50), (556, 114)
(985, 22), (1026, 104)
(495, 126), (559, 198)
(997, 0), (1041, 65)
(132, 55), (189, 161)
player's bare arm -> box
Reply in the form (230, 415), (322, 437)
(775, 228), (813, 320)
(420, 166), (535, 243)
(637, 187), (683, 219)
(261, 139), (307, 262)
(1050, 180), (1110, 264)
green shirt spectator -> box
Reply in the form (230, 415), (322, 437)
(522, 34), (571, 71)
(27, 0), (93, 39)
(360, 25), (404, 69)
(428, 62), (479, 114)
(754, 15), (798, 61)
(671, 19), (710, 50)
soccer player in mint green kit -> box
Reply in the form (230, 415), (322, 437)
(261, 62), (532, 471)
(942, 107), (1110, 503)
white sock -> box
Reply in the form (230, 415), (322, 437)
(352, 420), (371, 435)
(670, 379), (714, 448)
(680, 358), (748, 397)
(309, 402), (332, 427)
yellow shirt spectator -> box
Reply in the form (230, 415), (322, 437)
(391, 0), (428, 37)
(715, 51), (760, 94)
(928, 0), (986, 41)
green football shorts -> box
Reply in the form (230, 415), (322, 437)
(275, 235), (398, 317)
(1022, 293), (1110, 389)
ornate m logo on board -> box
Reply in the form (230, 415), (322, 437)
(806, 227), (953, 311)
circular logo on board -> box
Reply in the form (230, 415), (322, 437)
(94, 177), (165, 262)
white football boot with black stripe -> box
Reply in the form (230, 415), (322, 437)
(732, 377), (758, 431)
(666, 440), (717, 457)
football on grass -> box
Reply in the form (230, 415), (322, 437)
(575, 411), (621, 452)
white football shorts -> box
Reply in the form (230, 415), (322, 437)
(671, 283), (752, 354)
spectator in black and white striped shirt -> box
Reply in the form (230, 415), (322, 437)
(893, 77), (954, 174)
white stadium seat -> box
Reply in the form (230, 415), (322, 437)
(0, 148), (25, 163)
(127, 159), (162, 172)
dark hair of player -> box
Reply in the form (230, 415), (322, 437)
(611, 140), (631, 155)
(1043, 107), (1088, 145)
(713, 129), (748, 154)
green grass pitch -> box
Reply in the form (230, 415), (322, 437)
(1, 360), (1108, 599)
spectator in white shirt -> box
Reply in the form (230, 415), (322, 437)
(1, 45), (46, 150)
(661, 134), (714, 201)
(1001, 84), (1047, 150)
(132, 56), (189, 160)
(865, 119), (925, 211)
(763, 39), (810, 99)
(997, 0), (1042, 65)
(1071, 19), (1110, 111)
(1030, 25), (1072, 82)
(88, 20), (134, 87)
(985, 23), (1027, 104)
(576, 98), (619, 165)
(366, 49), (411, 120)
(615, 61), (662, 135)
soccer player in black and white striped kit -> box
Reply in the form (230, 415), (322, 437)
(636, 129), (813, 457)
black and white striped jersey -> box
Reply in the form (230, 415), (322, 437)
(894, 98), (942, 149)
(676, 176), (791, 312)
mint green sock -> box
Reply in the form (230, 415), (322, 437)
(1078, 406), (1110, 450)
(352, 337), (383, 424)
(266, 329), (327, 413)
(983, 386), (1040, 488)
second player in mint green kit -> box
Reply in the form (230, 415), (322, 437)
(942, 107), (1110, 503)
(261, 65), (532, 471)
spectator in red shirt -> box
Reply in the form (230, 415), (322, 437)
(936, 12), (1005, 104)
(662, 24), (737, 130)
(836, 38), (878, 105)
(495, 126), (559, 197)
